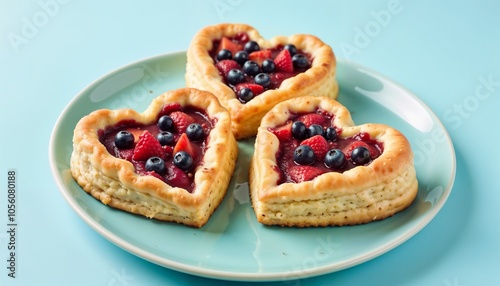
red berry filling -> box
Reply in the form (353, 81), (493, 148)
(99, 106), (214, 193)
(210, 32), (313, 103)
(269, 109), (384, 184)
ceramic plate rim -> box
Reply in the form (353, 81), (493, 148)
(49, 51), (456, 281)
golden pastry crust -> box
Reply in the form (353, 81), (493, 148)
(70, 88), (238, 228)
(185, 23), (338, 140)
(249, 96), (418, 227)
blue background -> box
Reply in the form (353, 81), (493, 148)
(1, 0), (499, 285)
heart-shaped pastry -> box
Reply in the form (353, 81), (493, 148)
(249, 96), (418, 227)
(185, 23), (338, 140)
(70, 88), (238, 227)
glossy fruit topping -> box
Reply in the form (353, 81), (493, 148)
(99, 106), (213, 192)
(210, 34), (312, 103)
(269, 109), (384, 183)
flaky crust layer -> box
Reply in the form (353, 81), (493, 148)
(70, 88), (238, 228)
(185, 23), (338, 140)
(249, 96), (418, 227)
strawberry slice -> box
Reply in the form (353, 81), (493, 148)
(274, 49), (293, 72)
(296, 113), (326, 127)
(300, 135), (329, 160)
(270, 121), (293, 141)
(173, 133), (195, 158)
(248, 49), (272, 65)
(216, 37), (243, 56)
(288, 165), (324, 183)
(342, 141), (379, 160)
(234, 83), (265, 95)
(132, 130), (166, 161)
(215, 59), (240, 77)
(169, 111), (195, 133)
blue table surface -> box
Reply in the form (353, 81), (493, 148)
(1, 1), (499, 285)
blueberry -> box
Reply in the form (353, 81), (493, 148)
(324, 149), (346, 169)
(186, 123), (204, 141)
(261, 59), (275, 73)
(243, 60), (260, 76)
(291, 121), (307, 139)
(244, 41), (260, 53)
(292, 54), (310, 69)
(156, 131), (174, 146)
(351, 146), (371, 165)
(158, 115), (174, 131)
(294, 145), (315, 165)
(283, 44), (298, 56)
(307, 124), (324, 137)
(145, 156), (167, 175)
(237, 87), (255, 103)
(234, 51), (249, 65)
(254, 73), (271, 88)
(216, 49), (232, 61)
(114, 130), (134, 149)
(227, 69), (245, 85)
(173, 151), (193, 171)
(324, 127), (338, 141)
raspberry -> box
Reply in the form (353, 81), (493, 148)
(296, 113), (326, 127)
(169, 111), (195, 134)
(132, 131), (166, 161)
(274, 49), (293, 73)
(300, 135), (329, 160)
(215, 60), (240, 77)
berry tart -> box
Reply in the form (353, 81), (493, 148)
(185, 23), (338, 139)
(249, 96), (418, 227)
(70, 88), (238, 228)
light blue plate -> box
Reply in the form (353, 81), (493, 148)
(49, 52), (456, 282)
